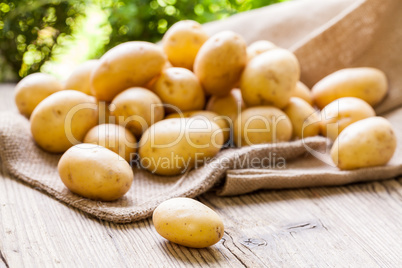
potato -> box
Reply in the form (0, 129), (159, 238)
(30, 90), (98, 153)
(64, 60), (99, 95)
(58, 143), (133, 201)
(234, 106), (292, 147)
(145, 61), (173, 90)
(321, 97), (376, 141)
(247, 40), (277, 62)
(330, 117), (396, 170)
(97, 101), (112, 124)
(14, 73), (63, 118)
(84, 124), (137, 162)
(206, 88), (246, 124)
(153, 197), (224, 248)
(166, 110), (230, 143)
(91, 41), (166, 101)
(284, 97), (320, 139)
(110, 87), (165, 137)
(240, 48), (300, 109)
(164, 61), (173, 69)
(194, 31), (247, 96)
(138, 118), (224, 176)
(312, 67), (388, 109)
(152, 67), (205, 113)
(293, 81), (313, 105)
(162, 20), (209, 70)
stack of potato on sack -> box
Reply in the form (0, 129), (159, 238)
(14, 20), (397, 203)
(12, 19), (398, 248)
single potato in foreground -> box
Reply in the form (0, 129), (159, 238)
(320, 97), (376, 141)
(58, 144), (134, 201)
(30, 90), (98, 153)
(84, 124), (137, 162)
(330, 117), (396, 170)
(91, 41), (166, 102)
(240, 48), (300, 109)
(139, 118), (224, 176)
(312, 67), (388, 109)
(153, 197), (224, 248)
(194, 31), (247, 96)
(234, 106), (292, 147)
(15, 73), (63, 118)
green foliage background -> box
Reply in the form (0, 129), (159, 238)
(0, 0), (285, 82)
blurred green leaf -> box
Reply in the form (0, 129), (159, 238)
(0, 0), (286, 82)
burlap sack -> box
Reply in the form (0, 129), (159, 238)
(0, 0), (401, 223)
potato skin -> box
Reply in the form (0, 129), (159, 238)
(30, 90), (98, 153)
(91, 41), (166, 101)
(206, 88), (246, 124)
(246, 40), (277, 62)
(284, 97), (320, 139)
(110, 87), (165, 138)
(65, 60), (99, 95)
(152, 67), (205, 113)
(312, 67), (388, 109)
(166, 110), (230, 142)
(293, 81), (313, 105)
(97, 101), (112, 124)
(162, 20), (209, 70)
(320, 97), (376, 141)
(234, 106), (292, 147)
(138, 118), (224, 176)
(194, 31), (247, 96)
(58, 144), (134, 201)
(330, 117), (396, 170)
(83, 124), (137, 162)
(15, 73), (63, 118)
(153, 197), (224, 248)
(240, 48), (300, 109)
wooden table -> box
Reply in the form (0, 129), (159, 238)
(0, 84), (401, 267)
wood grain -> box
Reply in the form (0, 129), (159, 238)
(1, 85), (402, 267)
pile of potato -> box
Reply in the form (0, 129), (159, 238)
(13, 19), (399, 248)
(14, 20), (397, 203)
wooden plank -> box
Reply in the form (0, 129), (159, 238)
(1, 165), (401, 267)
(199, 179), (402, 267)
(0, 167), (248, 267)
